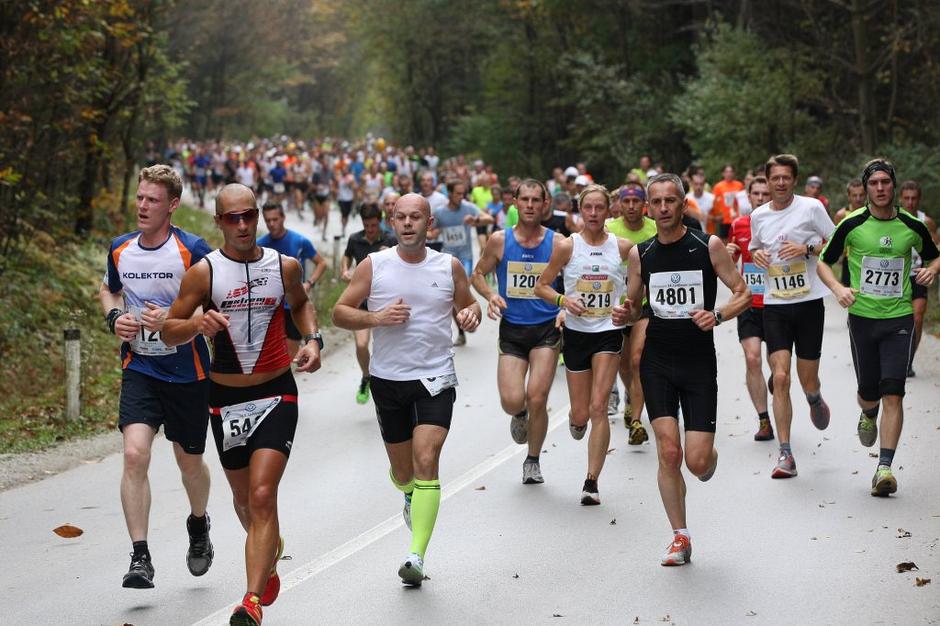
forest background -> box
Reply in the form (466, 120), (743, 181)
(1, 0), (938, 449)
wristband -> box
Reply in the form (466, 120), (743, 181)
(106, 308), (122, 335)
(555, 295), (565, 307)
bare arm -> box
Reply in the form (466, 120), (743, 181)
(817, 258), (857, 308)
(163, 261), (217, 347)
(306, 253), (327, 287)
(690, 236), (751, 331)
(452, 257), (482, 332)
(470, 231), (506, 319)
(283, 256), (321, 372)
(98, 283), (140, 342)
(534, 236), (584, 316)
(613, 245), (643, 326)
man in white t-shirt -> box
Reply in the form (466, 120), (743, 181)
(686, 173), (714, 230)
(749, 154), (836, 480)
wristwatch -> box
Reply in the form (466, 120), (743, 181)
(805, 243), (815, 259)
(712, 309), (723, 326)
(304, 332), (324, 350)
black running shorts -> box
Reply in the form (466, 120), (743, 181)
(763, 298), (825, 360)
(640, 344), (717, 432)
(736, 307), (764, 341)
(209, 370), (298, 470)
(370, 376), (456, 444)
(498, 319), (561, 360)
(562, 327), (624, 373)
(911, 275), (927, 300)
(119, 369), (210, 454)
(848, 313), (913, 401)
(339, 200), (354, 218)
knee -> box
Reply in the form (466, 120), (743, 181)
(744, 350), (761, 372)
(588, 399), (607, 420)
(685, 449), (712, 476)
(772, 370), (790, 391)
(248, 483), (278, 516)
(500, 393), (525, 415)
(413, 449), (438, 477)
(569, 408), (589, 427)
(658, 443), (683, 471)
(123, 446), (151, 475)
(631, 351), (643, 371)
(526, 390), (548, 410)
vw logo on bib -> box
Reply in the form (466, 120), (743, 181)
(246, 403), (256, 411)
(670, 273), (681, 284)
(782, 264), (790, 273)
(879, 259), (890, 269)
(593, 281), (601, 289)
(524, 262), (532, 271)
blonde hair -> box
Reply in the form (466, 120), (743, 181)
(578, 183), (610, 209)
(138, 164), (182, 201)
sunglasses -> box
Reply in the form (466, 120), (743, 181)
(220, 209), (259, 225)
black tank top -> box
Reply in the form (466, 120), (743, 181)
(638, 228), (717, 348)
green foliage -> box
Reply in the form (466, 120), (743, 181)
(173, 205), (223, 248)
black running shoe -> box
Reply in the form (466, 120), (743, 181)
(580, 479), (600, 505)
(122, 553), (155, 589)
(186, 514), (214, 576)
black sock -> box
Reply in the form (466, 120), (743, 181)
(780, 442), (792, 455)
(806, 392), (821, 406)
(878, 448), (895, 467)
(187, 513), (208, 535)
(525, 455), (539, 463)
(515, 409), (528, 418)
(132, 540), (150, 559)
(758, 411), (770, 421)
(862, 405), (878, 418)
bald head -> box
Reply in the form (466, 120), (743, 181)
(396, 192), (430, 217)
(216, 183), (257, 215)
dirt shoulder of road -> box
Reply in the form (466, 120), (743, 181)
(0, 326), (351, 492)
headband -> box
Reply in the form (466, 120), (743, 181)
(620, 187), (646, 201)
(861, 160), (897, 189)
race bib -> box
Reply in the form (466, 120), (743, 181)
(506, 261), (546, 299)
(742, 262), (766, 295)
(649, 271), (704, 319)
(420, 372), (458, 397)
(127, 306), (177, 356)
(442, 226), (468, 248)
(273, 182), (286, 194)
(767, 261), (809, 299)
(575, 277), (614, 318)
(220, 396), (282, 452)
(860, 256), (904, 298)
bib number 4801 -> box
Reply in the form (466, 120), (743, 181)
(654, 286), (697, 306)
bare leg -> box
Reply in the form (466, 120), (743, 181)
(651, 417), (686, 529)
(768, 350), (793, 444)
(121, 424), (157, 542)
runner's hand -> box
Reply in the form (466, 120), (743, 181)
(834, 285), (858, 308)
(914, 266), (937, 287)
(564, 296), (587, 317)
(778, 240), (806, 261)
(141, 302), (167, 332)
(462, 214), (477, 225)
(725, 242), (739, 258)
(555, 310), (566, 328)
(690, 309), (717, 331)
(486, 294), (507, 320)
(198, 310), (230, 337)
(612, 300), (632, 326)
(456, 306), (480, 332)
(374, 298), (410, 326)
(114, 313), (140, 342)
(293, 342), (321, 373)
(341, 269), (353, 282)
(751, 249), (771, 269)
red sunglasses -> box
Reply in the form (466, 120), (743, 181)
(220, 208), (259, 225)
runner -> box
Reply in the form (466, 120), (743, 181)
(342, 203), (397, 404)
(332, 193), (482, 586)
(817, 159), (939, 496)
(833, 179), (867, 288)
(258, 202), (327, 358)
(471, 179), (561, 484)
(535, 184), (633, 505)
(604, 184), (656, 444)
(163, 183), (323, 626)
(898, 179), (939, 377)
(336, 165), (358, 237)
(726, 176), (774, 441)
(429, 179), (494, 346)
(748, 154), (835, 479)
(711, 165), (743, 240)
(617, 173), (751, 565)
(100, 165), (214, 590)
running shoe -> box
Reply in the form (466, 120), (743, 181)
(771, 452), (798, 479)
(454, 331), (467, 347)
(660, 534), (692, 566)
(260, 537), (285, 607)
(230, 592), (262, 626)
(857, 413), (878, 448)
(754, 418), (775, 441)
(403, 493), (412, 531)
(398, 553), (425, 586)
(809, 397), (830, 430)
(122, 553), (155, 589)
(522, 460), (544, 485)
(569, 416), (587, 441)
(580, 479), (600, 505)
(628, 420), (648, 445)
(607, 387), (620, 416)
(870, 465), (897, 497)
(698, 449), (718, 482)
(510, 409), (529, 444)
(355, 377), (371, 404)
(186, 513), (214, 576)
(622, 402), (633, 423)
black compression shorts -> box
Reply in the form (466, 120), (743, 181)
(640, 344), (717, 432)
(848, 314), (913, 401)
(562, 327), (623, 373)
(763, 299), (825, 360)
(736, 307), (764, 341)
(911, 275), (927, 300)
(370, 376), (456, 444)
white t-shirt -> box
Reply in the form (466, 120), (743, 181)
(236, 165), (255, 187)
(423, 190), (449, 213)
(687, 191), (714, 216)
(748, 194), (835, 305)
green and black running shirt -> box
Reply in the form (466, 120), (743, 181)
(821, 207), (939, 319)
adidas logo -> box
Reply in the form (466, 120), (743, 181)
(431, 281), (439, 287)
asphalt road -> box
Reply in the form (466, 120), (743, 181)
(3, 201), (938, 625)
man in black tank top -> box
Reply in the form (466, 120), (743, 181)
(616, 173), (751, 567)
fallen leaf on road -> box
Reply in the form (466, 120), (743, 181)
(746, 610), (757, 616)
(915, 577), (931, 587)
(53, 524), (83, 538)
(897, 528), (912, 538)
(512, 573), (519, 579)
(552, 614), (563, 618)
(634, 618), (640, 624)
(610, 518), (617, 525)
(810, 536), (818, 540)
(869, 452), (878, 458)
(660, 615), (671, 622)
(423, 575), (431, 580)
(607, 448), (616, 454)
(852, 470), (859, 475)
(281, 555), (291, 561)
(896, 562), (918, 573)
(475, 485), (486, 491)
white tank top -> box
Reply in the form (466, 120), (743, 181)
(205, 247), (291, 375)
(911, 209), (926, 272)
(368, 247), (456, 380)
(563, 232), (626, 333)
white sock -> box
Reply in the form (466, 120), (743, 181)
(674, 528), (691, 540)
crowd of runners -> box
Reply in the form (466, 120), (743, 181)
(106, 136), (938, 624)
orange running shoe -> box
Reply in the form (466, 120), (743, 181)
(230, 592), (262, 626)
(260, 537), (285, 607)
(660, 534), (692, 566)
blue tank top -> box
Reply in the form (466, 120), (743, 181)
(497, 227), (559, 325)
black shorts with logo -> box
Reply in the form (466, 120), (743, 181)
(498, 319), (561, 360)
(370, 376), (456, 444)
(640, 343), (717, 433)
(848, 314), (913, 401)
(736, 306), (764, 341)
(209, 370), (298, 470)
(562, 327), (624, 373)
(763, 298), (825, 360)
(119, 369), (210, 454)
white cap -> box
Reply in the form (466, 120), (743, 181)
(574, 175), (589, 186)
(564, 166), (579, 178)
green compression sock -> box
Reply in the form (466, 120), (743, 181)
(389, 469), (414, 496)
(409, 479), (441, 558)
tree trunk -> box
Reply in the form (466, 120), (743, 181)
(850, 0), (877, 153)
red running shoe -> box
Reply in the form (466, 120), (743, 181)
(260, 537), (285, 607)
(230, 592), (262, 626)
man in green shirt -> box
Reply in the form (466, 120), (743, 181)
(818, 158), (940, 497)
(605, 184), (657, 445)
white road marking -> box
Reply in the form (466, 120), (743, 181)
(192, 404), (570, 625)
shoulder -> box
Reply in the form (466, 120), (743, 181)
(898, 209), (932, 237)
(688, 228), (711, 247)
(109, 231), (139, 252)
(795, 194), (826, 212)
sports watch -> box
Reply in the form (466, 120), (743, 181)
(304, 332), (324, 350)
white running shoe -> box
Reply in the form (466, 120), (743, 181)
(522, 460), (544, 484)
(607, 387), (620, 416)
(398, 552), (424, 586)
